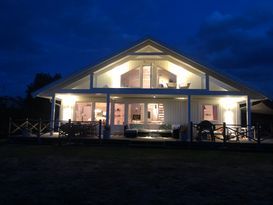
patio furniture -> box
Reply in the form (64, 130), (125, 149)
(196, 120), (215, 141)
(167, 82), (177, 88)
(179, 83), (191, 89)
(124, 123), (173, 138)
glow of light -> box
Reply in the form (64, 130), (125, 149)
(220, 97), (237, 110)
(108, 62), (129, 87)
(60, 95), (77, 121)
(168, 62), (190, 88)
(111, 96), (120, 99)
(175, 97), (186, 100)
(224, 110), (234, 125)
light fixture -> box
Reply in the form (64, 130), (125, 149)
(175, 97), (186, 100)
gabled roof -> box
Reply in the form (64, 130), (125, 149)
(35, 38), (267, 99)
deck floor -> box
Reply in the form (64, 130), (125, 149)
(12, 132), (273, 144)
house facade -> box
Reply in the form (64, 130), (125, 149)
(35, 39), (266, 138)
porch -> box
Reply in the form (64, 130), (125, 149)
(8, 118), (273, 144)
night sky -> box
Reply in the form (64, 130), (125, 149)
(1, 0), (273, 98)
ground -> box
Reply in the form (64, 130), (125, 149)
(0, 143), (272, 205)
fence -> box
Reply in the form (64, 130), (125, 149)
(8, 118), (102, 140)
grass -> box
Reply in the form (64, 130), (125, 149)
(0, 144), (272, 205)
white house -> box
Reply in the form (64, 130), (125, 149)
(35, 39), (267, 138)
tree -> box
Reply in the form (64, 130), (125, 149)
(24, 73), (61, 119)
(26, 73), (61, 98)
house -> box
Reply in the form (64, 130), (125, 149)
(35, 39), (267, 139)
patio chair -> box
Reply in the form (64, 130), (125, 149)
(196, 120), (215, 142)
(179, 83), (191, 89)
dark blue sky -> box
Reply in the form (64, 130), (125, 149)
(1, 0), (273, 98)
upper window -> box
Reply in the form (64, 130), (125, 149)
(121, 67), (140, 88)
(202, 104), (218, 121)
(93, 58), (204, 89)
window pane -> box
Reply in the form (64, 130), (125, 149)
(75, 102), (92, 121)
(128, 103), (144, 124)
(95, 103), (107, 123)
(121, 67), (140, 88)
(147, 103), (164, 123)
(114, 103), (125, 125)
(203, 105), (218, 121)
(142, 65), (151, 88)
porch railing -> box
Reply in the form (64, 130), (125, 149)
(190, 122), (264, 144)
(8, 118), (102, 140)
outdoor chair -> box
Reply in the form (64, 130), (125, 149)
(196, 120), (215, 142)
(179, 83), (191, 89)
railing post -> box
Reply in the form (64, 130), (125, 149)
(99, 120), (102, 140)
(190, 121), (193, 143)
(257, 123), (261, 144)
(8, 117), (12, 137)
(223, 122), (226, 144)
(26, 118), (29, 131)
(37, 118), (41, 143)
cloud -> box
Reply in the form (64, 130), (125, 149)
(187, 10), (273, 98)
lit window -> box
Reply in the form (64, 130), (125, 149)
(147, 103), (164, 123)
(128, 103), (144, 124)
(202, 105), (218, 121)
(75, 102), (92, 121)
(114, 103), (125, 125)
(95, 103), (111, 123)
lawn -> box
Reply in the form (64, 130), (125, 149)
(0, 144), (272, 205)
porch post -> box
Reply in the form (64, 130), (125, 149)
(50, 94), (56, 136)
(187, 95), (192, 141)
(106, 93), (110, 127)
(124, 103), (128, 125)
(246, 95), (252, 140)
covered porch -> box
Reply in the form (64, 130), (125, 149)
(48, 91), (254, 141)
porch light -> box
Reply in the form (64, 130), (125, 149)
(175, 97), (186, 100)
(111, 96), (120, 99)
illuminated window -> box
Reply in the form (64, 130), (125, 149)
(75, 102), (92, 121)
(114, 103), (125, 125)
(147, 103), (164, 123)
(157, 68), (177, 88)
(121, 67), (140, 88)
(142, 65), (151, 88)
(128, 103), (144, 124)
(202, 105), (218, 121)
(95, 103), (111, 123)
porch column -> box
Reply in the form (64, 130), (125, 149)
(50, 94), (56, 135)
(246, 95), (252, 140)
(124, 103), (128, 125)
(187, 95), (192, 141)
(144, 102), (148, 125)
(106, 93), (110, 127)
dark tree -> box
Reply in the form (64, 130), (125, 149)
(24, 73), (61, 120)
(26, 73), (61, 98)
